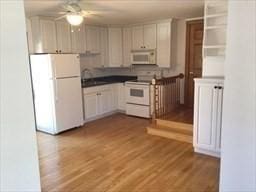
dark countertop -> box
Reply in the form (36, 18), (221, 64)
(82, 75), (137, 88)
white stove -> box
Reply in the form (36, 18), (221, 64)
(125, 79), (152, 118)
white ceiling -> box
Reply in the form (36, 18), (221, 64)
(24, 0), (204, 25)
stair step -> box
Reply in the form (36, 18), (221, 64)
(156, 119), (193, 131)
(147, 125), (193, 144)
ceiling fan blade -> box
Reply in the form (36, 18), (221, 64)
(55, 15), (67, 21)
(62, 3), (81, 13)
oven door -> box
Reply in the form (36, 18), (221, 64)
(125, 84), (150, 105)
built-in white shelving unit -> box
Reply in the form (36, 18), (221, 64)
(202, 0), (228, 77)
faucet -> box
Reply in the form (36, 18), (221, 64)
(81, 68), (94, 83)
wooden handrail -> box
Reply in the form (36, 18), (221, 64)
(152, 73), (184, 123)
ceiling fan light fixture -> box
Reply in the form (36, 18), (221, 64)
(66, 13), (84, 26)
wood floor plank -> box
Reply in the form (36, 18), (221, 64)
(37, 113), (219, 192)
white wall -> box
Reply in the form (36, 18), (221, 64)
(220, 1), (256, 191)
(0, 1), (41, 191)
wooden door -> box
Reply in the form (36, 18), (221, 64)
(185, 20), (204, 108)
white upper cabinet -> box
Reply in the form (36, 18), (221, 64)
(85, 25), (100, 54)
(122, 27), (132, 67)
(40, 19), (58, 53)
(132, 26), (144, 50)
(71, 25), (86, 54)
(100, 27), (109, 67)
(143, 24), (157, 49)
(132, 24), (156, 50)
(157, 22), (172, 68)
(56, 21), (72, 53)
(30, 17), (57, 53)
(108, 27), (123, 67)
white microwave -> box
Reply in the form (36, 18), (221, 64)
(131, 50), (156, 65)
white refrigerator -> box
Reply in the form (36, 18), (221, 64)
(30, 54), (84, 134)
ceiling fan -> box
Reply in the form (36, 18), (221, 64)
(55, 0), (101, 26)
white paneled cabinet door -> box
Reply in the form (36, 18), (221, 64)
(193, 79), (224, 157)
(157, 22), (171, 68)
(122, 27), (132, 67)
(108, 28), (123, 67)
(215, 86), (223, 153)
(194, 83), (217, 151)
(143, 24), (156, 49)
(118, 83), (126, 111)
(71, 25), (86, 54)
(84, 93), (98, 119)
(85, 25), (100, 54)
(40, 19), (57, 53)
(98, 90), (112, 115)
(132, 26), (144, 50)
(100, 27), (109, 67)
(56, 21), (71, 53)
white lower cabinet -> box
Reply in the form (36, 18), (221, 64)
(117, 83), (126, 111)
(83, 84), (125, 122)
(193, 78), (224, 157)
(84, 92), (98, 119)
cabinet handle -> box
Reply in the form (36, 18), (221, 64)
(214, 86), (218, 89)
(56, 50), (58, 53)
(59, 50), (62, 53)
(218, 86), (223, 90)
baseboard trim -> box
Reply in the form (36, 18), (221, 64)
(194, 147), (220, 158)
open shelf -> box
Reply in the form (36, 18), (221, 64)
(203, 0), (228, 75)
(205, 25), (227, 30)
(204, 45), (226, 49)
(206, 13), (227, 19)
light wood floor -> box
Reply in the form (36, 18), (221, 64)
(37, 114), (219, 192)
(160, 106), (194, 124)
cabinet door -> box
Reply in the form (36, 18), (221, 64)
(216, 86), (223, 152)
(98, 90), (112, 115)
(122, 27), (132, 67)
(118, 83), (126, 111)
(194, 83), (218, 151)
(71, 25), (86, 54)
(100, 27), (109, 67)
(157, 22), (171, 68)
(108, 28), (123, 67)
(40, 19), (57, 53)
(132, 26), (143, 50)
(85, 25), (100, 53)
(143, 24), (156, 49)
(56, 21), (71, 53)
(84, 93), (98, 119)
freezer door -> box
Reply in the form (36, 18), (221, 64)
(50, 54), (81, 78)
(54, 77), (83, 133)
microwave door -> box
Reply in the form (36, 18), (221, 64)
(131, 53), (150, 64)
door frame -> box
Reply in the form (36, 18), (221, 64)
(184, 19), (204, 107)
